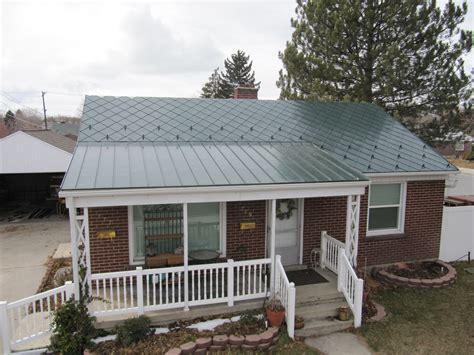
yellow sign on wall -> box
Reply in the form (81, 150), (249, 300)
(97, 230), (116, 239)
(240, 222), (256, 230)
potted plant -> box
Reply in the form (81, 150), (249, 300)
(265, 297), (286, 327)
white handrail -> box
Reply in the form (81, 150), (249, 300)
(274, 255), (296, 339)
(321, 231), (344, 273)
(338, 250), (364, 327)
(321, 231), (363, 328)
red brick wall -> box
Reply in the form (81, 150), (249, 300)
(89, 206), (130, 273)
(226, 200), (267, 260)
(358, 180), (445, 266)
(302, 196), (347, 265)
(302, 180), (445, 266)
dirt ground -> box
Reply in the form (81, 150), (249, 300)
(0, 216), (70, 302)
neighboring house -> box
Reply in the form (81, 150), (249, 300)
(51, 122), (80, 141)
(0, 130), (75, 206)
(58, 88), (456, 338)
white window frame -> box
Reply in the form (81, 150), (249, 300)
(366, 182), (407, 237)
(128, 202), (227, 264)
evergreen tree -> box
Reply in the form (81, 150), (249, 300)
(200, 68), (232, 98)
(200, 50), (259, 99)
(4, 110), (15, 129)
(277, 0), (472, 143)
(222, 50), (258, 88)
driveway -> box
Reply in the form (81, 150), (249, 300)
(0, 216), (70, 302)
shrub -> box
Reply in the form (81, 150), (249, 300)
(114, 315), (154, 346)
(49, 299), (96, 355)
(463, 151), (474, 161)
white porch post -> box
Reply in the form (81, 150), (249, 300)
(66, 198), (91, 300)
(270, 199), (276, 295)
(67, 197), (81, 299)
(183, 203), (189, 311)
(345, 195), (361, 267)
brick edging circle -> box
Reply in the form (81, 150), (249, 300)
(165, 327), (280, 354)
(376, 260), (457, 289)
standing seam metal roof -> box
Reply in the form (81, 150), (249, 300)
(62, 142), (367, 190)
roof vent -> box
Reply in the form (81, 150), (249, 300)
(190, 126), (193, 131)
(279, 127), (282, 131)
(106, 134), (109, 140)
(176, 134), (179, 140)
(221, 126), (224, 131)
(88, 125), (92, 130)
(124, 125), (127, 131)
(157, 125), (160, 131)
(209, 135), (212, 140)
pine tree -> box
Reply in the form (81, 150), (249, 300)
(200, 68), (233, 99)
(4, 110), (15, 129)
(222, 50), (258, 88)
(277, 0), (472, 143)
(200, 50), (259, 99)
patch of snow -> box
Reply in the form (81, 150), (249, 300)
(230, 315), (241, 322)
(187, 318), (231, 331)
(93, 334), (117, 344)
(154, 327), (169, 334)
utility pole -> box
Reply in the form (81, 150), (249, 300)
(41, 91), (48, 130)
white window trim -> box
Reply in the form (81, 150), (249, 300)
(128, 203), (227, 264)
(366, 182), (407, 237)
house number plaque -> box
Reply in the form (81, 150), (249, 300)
(240, 222), (256, 230)
(97, 230), (116, 239)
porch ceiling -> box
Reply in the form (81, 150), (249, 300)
(61, 142), (368, 191)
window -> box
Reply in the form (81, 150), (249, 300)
(129, 203), (225, 263)
(188, 202), (220, 252)
(367, 183), (405, 236)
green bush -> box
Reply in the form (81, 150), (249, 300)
(49, 299), (96, 355)
(114, 315), (154, 346)
(463, 151), (474, 161)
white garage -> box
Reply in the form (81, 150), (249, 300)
(0, 130), (75, 219)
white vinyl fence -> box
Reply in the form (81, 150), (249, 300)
(321, 231), (363, 328)
(0, 282), (74, 354)
(440, 206), (474, 261)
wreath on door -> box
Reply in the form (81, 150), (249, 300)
(276, 199), (297, 220)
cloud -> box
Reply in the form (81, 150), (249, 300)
(85, 6), (223, 76)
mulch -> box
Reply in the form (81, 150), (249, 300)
(386, 261), (448, 280)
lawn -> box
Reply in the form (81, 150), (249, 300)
(358, 262), (474, 355)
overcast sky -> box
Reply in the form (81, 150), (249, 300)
(0, 0), (473, 117)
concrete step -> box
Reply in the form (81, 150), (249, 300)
(295, 317), (353, 338)
(296, 300), (348, 319)
(296, 292), (345, 307)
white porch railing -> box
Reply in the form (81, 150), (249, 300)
(274, 255), (296, 339)
(0, 282), (74, 354)
(321, 231), (363, 328)
(338, 251), (364, 327)
(89, 258), (271, 317)
(0, 258), (277, 353)
(321, 231), (345, 273)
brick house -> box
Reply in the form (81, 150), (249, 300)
(59, 87), (456, 335)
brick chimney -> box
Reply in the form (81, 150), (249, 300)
(233, 84), (258, 99)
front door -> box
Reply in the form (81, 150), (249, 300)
(274, 199), (301, 266)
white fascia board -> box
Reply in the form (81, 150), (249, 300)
(366, 171), (456, 183)
(61, 181), (369, 208)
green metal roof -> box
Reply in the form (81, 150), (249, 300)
(80, 96), (455, 172)
(62, 95), (455, 191)
(61, 142), (367, 190)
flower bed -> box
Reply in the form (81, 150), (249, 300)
(376, 260), (457, 289)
